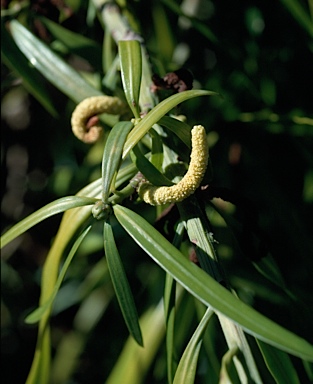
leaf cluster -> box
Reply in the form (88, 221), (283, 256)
(1, 1), (313, 384)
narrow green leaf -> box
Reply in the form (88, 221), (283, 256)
(23, 166), (136, 384)
(178, 199), (224, 282)
(24, 186), (105, 383)
(10, 20), (101, 102)
(220, 347), (241, 384)
(102, 53), (119, 90)
(111, 162), (138, 191)
(173, 307), (214, 384)
(1, 21), (58, 117)
(103, 25), (115, 74)
(152, 2), (175, 62)
(164, 222), (185, 384)
(159, 116), (192, 148)
(161, 0), (218, 43)
(149, 128), (164, 170)
(179, 199), (260, 384)
(279, 0), (313, 38)
(131, 145), (173, 187)
(218, 315), (262, 384)
(122, 90), (218, 158)
(94, 0), (155, 112)
(165, 273), (176, 384)
(113, 204), (313, 361)
(194, 301), (221, 381)
(257, 340), (301, 384)
(303, 360), (313, 382)
(25, 226), (92, 324)
(158, 116), (193, 164)
(39, 17), (102, 69)
(9, 20), (118, 126)
(102, 121), (134, 202)
(164, 222), (185, 321)
(25, 324), (51, 384)
(140, 49), (156, 113)
(119, 40), (142, 118)
(103, 221), (143, 346)
(1, 196), (96, 248)
(253, 255), (287, 289)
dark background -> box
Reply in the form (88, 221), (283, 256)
(1, 0), (313, 383)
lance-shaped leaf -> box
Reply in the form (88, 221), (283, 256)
(159, 116), (192, 148)
(102, 121), (134, 202)
(104, 221), (143, 346)
(24, 165), (136, 384)
(173, 307), (215, 384)
(25, 226), (92, 324)
(257, 340), (301, 384)
(1, 21), (58, 117)
(149, 128), (164, 170)
(9, 20), (117, 126)
(10, 20), (99, 102)
(122, 90), (218, 158)
(119, 40), (142, 119)
(220, 346), (240, 384)
(165, 272), (176, 384)
(131, 145), (173, 187)
(39, 16), (102, 69)
(0, 196), (96, 248)
(161, 0), (218, 43)
(113, 204), (313, 362)
(152, 2), (175, 62)
(164, 222), (185, 384)
(279, 0), (313, 38)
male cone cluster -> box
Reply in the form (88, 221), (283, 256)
(71, 96), (125, 143)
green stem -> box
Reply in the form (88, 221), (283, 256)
(109, 183), (136, 205)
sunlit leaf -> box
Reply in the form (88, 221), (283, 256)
(119, 40), (142, 118)
(24, 177), (106, 384)
(102, 121), (134, 202)
(149, 128), (164, 170)
(220, 347), (240, 384)
(25, 323), (51, 384)
(10, 20), (100, 102)
(113, 204), (313, 361)
(218, 314), (262, 383)
(1, 21), (58, 116)
(9, 20), (117, 126)
(1, 196), (96, 248)
(122, 90), (218, 158)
